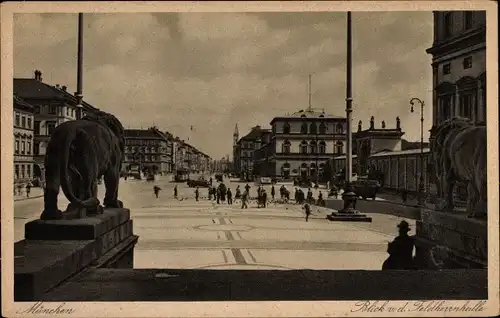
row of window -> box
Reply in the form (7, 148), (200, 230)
(34, 104), (76, 118)
(437, 88), (485, 123)
(32, 121), (56, 136)
(126, 146), (163, 153)
(126, 139), (164, 146)
(14, 112), (33, 129)
(443, 11), (474, 39)
(283, 140), (344, 155)
(14, 137), (32, 155)
(125, 154), (164, 162)
(280, 122), (344, 134)
(14, 163), (32, 180)
(442, 56), (473, 75)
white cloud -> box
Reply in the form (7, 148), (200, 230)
(179, 13), (269, 41)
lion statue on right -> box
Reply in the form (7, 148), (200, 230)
(430, 117), (487, 218)
(41, 110), (125, 220)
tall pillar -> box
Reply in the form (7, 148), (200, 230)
(75, 13), (84, 119)
(345, 11), (353, 184)
(454, 85), (460, 117)
(477, 80), (484, 123)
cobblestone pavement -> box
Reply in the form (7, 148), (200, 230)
(13, 175), (415, 270)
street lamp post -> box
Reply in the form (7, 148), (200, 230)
(410, 97), (426, 205)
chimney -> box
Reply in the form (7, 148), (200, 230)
(55, 84), (60, 88)
(62, 86), (67, 92)
(34, 70), (42, 81)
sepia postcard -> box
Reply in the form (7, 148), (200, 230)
(1, 1), (499, 317)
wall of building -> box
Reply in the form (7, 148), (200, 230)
(14, 107), (35, 187)
(371, 138), (402, 153)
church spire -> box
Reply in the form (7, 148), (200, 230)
(234, 123), (239, 136)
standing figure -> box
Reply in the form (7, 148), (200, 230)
(382, 221), (415, 270)
(235, 186), (241, 199)
(241, 190), (248, 209)
(154, 185), (161, 198)
(174, 185), (178, 199)
(219, 183), (227, 203)
(307, 188), (313, 204)
(271, 185), (275, 200)
(25, 182), (32, 198)
(216, 187), (220, 204)
(303, 203), (311, 222)
(212, 186), (217, 201)
(227, 188), (233, 205)
(209, 177), (213, 186)
(317, 191), (324, 206)
(262, 189), (267, 208)
(401, 189), (408, 204)
(195, 187), (199, 201)
(245, 183), (251, 197)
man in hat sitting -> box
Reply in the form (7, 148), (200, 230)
(382, 220), (415, 270)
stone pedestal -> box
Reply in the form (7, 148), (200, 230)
(15, 208), (139, 301)
(326, 191), (372, 222)
(413, 208), (487, 269)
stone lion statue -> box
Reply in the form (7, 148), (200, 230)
(40, 110), (125, 220)
(430, 117), (486, 218)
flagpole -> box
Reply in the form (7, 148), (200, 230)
(75, 13), (84, 119)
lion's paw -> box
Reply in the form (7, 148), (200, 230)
(88, 205), (104, 215)
(104, 200), (124, 209)
(40, 209), (64, 220)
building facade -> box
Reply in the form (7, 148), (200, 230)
(14, 70), (99, 181)
(267, 108), (347, 180)
(123, 128), (171, 175)
(234, 125), (271, 179)
(13, 95), (35, 191)
(427, 10), (486, 131)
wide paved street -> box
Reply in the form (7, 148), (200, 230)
(14, 175), (413, 270)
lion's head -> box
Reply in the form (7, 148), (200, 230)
(82, 110), (125, 153)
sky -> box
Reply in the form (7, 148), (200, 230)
(13, 12), (433, 159)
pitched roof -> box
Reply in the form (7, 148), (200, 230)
(240, 126), (271, 141)
(124, 128), (163, 139)
(13, 94), (35, 111)
(13, 78), (99, 112)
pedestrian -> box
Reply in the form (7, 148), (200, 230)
(153, 185), (161, 198)
(235, 186), (241, 200)
(271, 185), (275, 200)
(216, 187), (220, 204)
(245, 183), (251, 197)
(209, 177), (213, 186)
(227, 188), (233, 205)
(241, 190), (248, 209)
(212, 186), (217, 201)
(303, 203), (311, 222)
(195, 187), (200, 201)
(17, 184), (23, 196)
(401, 189), (408, 204)
(208, 187), (212, 200)
(307, 188), (313, 204)
(382, 220), (415, 270)
(262, 189), (267, 208)
(174, 185), (178, 199)
(25, 182), (32, 198)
